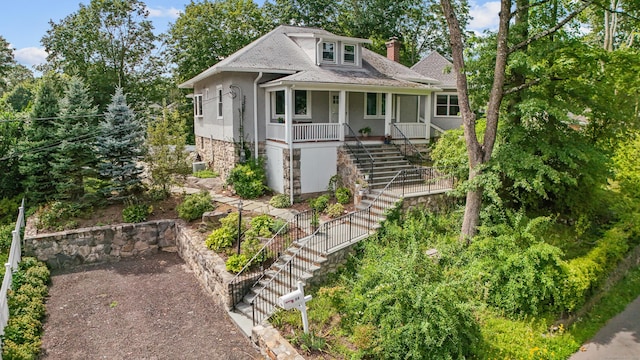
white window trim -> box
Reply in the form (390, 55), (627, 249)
(194, 93), (203, 118)
(434, 93), (460, 117)
(321, 41), (337, 64)
(364, 92), (386, 119)
(216, 85), (223, 119)
(342, 43), (357, 65)
(271, 89), (312, 119)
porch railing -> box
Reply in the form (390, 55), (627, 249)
(391, 123), (427, 164)
(266, 122), (341, 142)
(0, 198), (25, 337)
(247, 167), (454, 325)
(344, 124), (375, 182)
(391, 122), (427, 139)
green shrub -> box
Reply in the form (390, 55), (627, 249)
(250, 215), (274, 237)
(271, 218), (288, 234)
(240, 236), (265, 263)
(309, 195), (330, 213)
(269, 194), (291, 208)
(205, 212), (247, 251)
(325, 203), (345, 218)
(227, 158), (267, 199)
(0, 223), (13, 253)
(37, 201), (83, 230)
(335, 187), (352, 204)
(177, 191), (215, 221)
(193, 169), (219, 179)
(122, 203), (152, 223)
(290, 331), (327, 354)
(226, 253), (249, 273)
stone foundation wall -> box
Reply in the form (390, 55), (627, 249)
(337, 147), (361, 193)
(307, 241), (359, 287)
(195, 136), (238, 179)
(283, 148), (301, 197)
(402, 193), (454, 213)
(24, 220), (177, 269)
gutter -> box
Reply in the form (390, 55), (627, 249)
(253, 72), (263, 160)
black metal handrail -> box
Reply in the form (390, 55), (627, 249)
(344, 124), (375, 183)
(391, 123), (427, 164)
(229, 209), (314, 308)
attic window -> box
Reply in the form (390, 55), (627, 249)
(194, 94), (203, 118)
(322, 42), (336, 63)
(343, 44), (355, 64)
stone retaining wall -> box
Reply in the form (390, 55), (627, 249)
(24, 220), (177, 269)
(402, 193), (454, 213)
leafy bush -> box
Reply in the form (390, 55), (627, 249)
(249, 215), (274, 237)
(0, 223), (13, 253)
(227, 158), (267, 199)
(325, 203), (344, 218)
(240, 236), (265, 263)
(225, 253), (248, 273)
(335, 187), (352, 204)
(2, 257), (50, 360)
(269, 194), (290, 208)
(193, 169), (219, 179)
(271, 218), (288, 234)
(122, 203), (152, 223)
(309, 195), (330, 213)
(205, 212), (247, 251)
(36, 201), (83, 230)
(177, 191), (215, 221)
(289, 332), (327, 354)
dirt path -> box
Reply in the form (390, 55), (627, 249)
(40, 251), (262, 360)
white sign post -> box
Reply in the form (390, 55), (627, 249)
(277, 281), (313, 334)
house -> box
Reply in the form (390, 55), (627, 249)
(411, 51), (462, 134)
(179, 25), (449, 200)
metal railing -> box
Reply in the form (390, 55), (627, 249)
(229, 210), (314, 308)
(343, 124), (375, 182)
(391, 123), (427, 164)
(246, 167), (454, 325)
(0, 198), (25, 337)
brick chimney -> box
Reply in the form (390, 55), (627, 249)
(386, 37), (400, 62)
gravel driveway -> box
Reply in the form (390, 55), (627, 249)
(40, 251), (262, 360)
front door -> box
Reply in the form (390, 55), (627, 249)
(329, 92), (340, 123)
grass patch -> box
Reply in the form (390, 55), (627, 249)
(193, 169), (219, 179)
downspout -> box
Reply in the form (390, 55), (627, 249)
(253, 72), (263, 159)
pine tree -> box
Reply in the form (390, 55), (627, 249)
(19, 79), (60, 204)
(97, 88), (145, 200)
(50, 77), (98, 201)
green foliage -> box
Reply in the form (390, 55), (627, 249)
(2, 257), (50, 360)
(225, 253), (249, 273)
(0, 224), (13, 253)
(97, 88), (146, 200)
(145, 107), (191, 192)
(176, 191), (215, 222)
(36, 201), (84, 231)
(122, 203), (152, 223)
(335, 187), (351, 204)
(227, 158), (267, 199)
(0, 195), (21, 225)
(193, 169), (219, 179)
(269, 194), (290, 208)
(309, 194), (330, 213)
(613, 133), (640, 199)
(270, 218), (288, 234)
(249, 214), (274, 238)
(205, 212), (247, 251)
(239, 236), (265, 263)
(325, 203), (344, 218)
(289, 332), (327, 354)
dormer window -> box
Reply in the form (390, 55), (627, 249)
(322, 42), (336, 63)
(343, 44), (355, 64)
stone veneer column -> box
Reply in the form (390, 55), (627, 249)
(283, 148), (301, 197)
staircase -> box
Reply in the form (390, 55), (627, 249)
(346, 143), (425, 189)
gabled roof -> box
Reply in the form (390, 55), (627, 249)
(179, 25), (439, 90)
(411, 51), (457, 88)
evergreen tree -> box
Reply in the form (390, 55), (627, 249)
(97, 88), (145, 200)
(19, 79), (60, 204)
(51, 77), (98, 201)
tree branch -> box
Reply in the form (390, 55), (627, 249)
(504, 78), (541, 95)
(510, 0), (552, 19)
(508, 0), (594, 54)
(592, 0), (640, 22)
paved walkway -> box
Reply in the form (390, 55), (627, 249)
(570, 295), (640, 360)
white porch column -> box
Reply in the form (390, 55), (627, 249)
(285, 87), (294, 204)
(384, 92), (392, 136)
(339, 90), (346, 141)
(264, 90), (270, 139)
(425, 94), (431, 140)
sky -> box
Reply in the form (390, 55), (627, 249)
(0, 0), (500, 70)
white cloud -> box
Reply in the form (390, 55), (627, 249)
(469, 1), (501, 33)
(146, 6), (181, 19)
(14, 47), (47, 67)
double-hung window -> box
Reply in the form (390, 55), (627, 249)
(322, 42), (336, 63)
(435, 94), (460, 116)
(217, 86), (223, 118)
(272, 90), (311, 118)
(193, 94), (203, 118)
(343, 44), (355, 64)
(365, 93), (386, 118)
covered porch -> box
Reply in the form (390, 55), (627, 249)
(262, 86), (433, 143)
